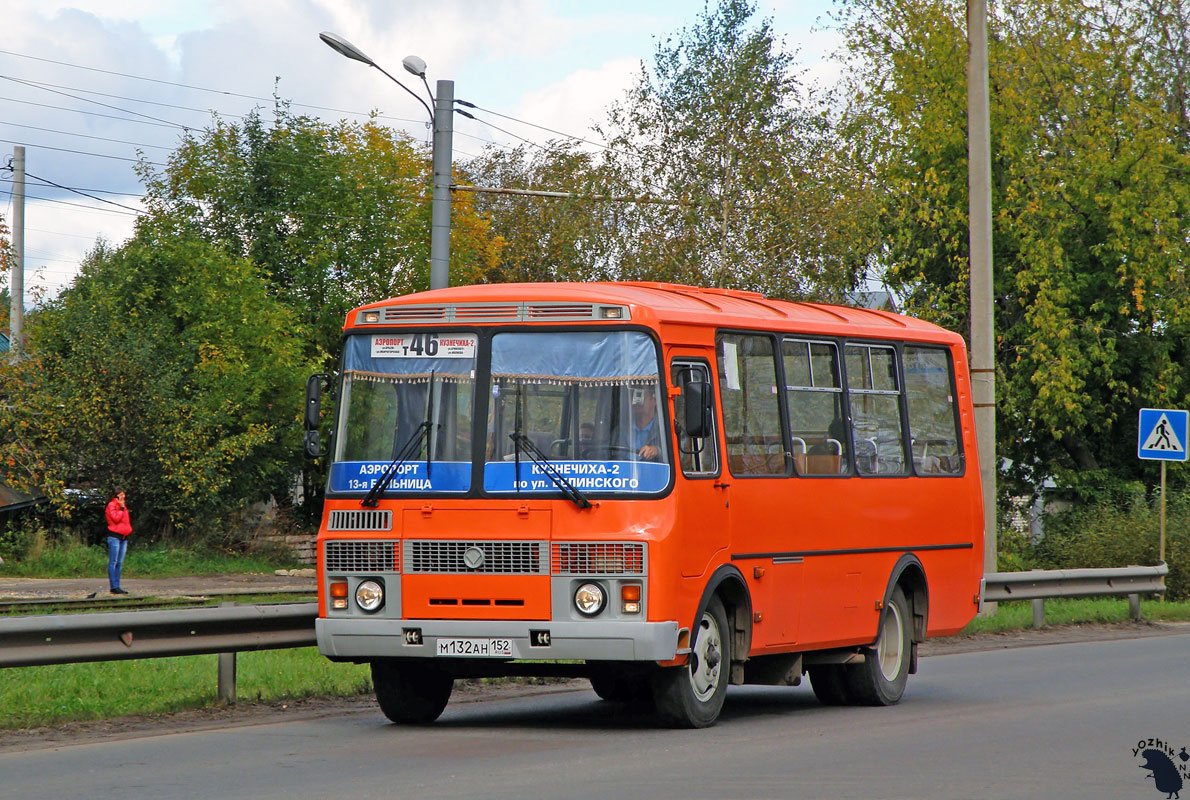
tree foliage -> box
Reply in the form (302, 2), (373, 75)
(467, 0), (871, 300)
(837, 0), (1190, 497)
(0, 225), (306, 537)
(136, 105), (502, 365)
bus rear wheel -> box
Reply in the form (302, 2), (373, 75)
(371, 660), (454, 724)
(652, 595), (730, 728)
(846, 586), (912, 705)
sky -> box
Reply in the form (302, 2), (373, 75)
(1, 0), (842, 302)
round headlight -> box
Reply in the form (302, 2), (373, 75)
(574, 582), (606, 616)
(355, 579), (384, 612)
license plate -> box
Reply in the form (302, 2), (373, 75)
(435, 637), (513, 657)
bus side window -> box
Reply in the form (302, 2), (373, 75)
(671, 362), (719, 476)
(903, 346), (963, 475)
(717, 334), (785, 476)
(783, 339), (849, 475)
(845, 344), (907, 476)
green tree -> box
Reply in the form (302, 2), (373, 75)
(0, 225), (307, 538)
(598, 0), (867, 298)
(462, 141), (635, 283)
(466, 0), (870, 300)
(836, 0), (1190, 497)
(137, 105), (502, 365)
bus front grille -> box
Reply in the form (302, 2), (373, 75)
(327, 509), (393, 532)
(551, 542), (646, 575)
(324, 540), (399, 573)
(405, 540), (548, 574)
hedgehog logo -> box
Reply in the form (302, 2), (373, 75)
(1139, 748), (1184, 799)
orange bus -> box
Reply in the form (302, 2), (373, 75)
(307, 282), (984, 727)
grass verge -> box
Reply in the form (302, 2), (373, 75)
(959, 596), (1190, 633)
(1, 648), (371, 730)
(2, 597), (1186, 731)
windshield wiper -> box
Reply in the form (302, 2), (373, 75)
(360, 421), (431, 508)
(507, 381), (590, 508)
(508, 432), (592, 509)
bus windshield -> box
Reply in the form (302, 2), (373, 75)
(331, 332), (477, 494)
(328, 329), (669, 497)
(483, 330), (669, 496)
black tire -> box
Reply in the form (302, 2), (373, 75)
(808, 664), (853, 706)
(589, 672), (653, 705)
(845, 585), (912, 705)
(652, 595), (730, 728)
(371, 660), (454, 724)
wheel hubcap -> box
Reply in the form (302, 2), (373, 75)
(877, 602), (904, 681)
(688, 612), (722, 701)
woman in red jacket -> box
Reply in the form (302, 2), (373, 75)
(105, 488), (132, 594)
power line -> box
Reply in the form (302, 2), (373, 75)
(0, 95), (183, 129)
(0, 120), (174, 151)
(461, 101), (615, 152)
(0, 137), (163, 165)
(23, 170), (143, 214)
(0, 48), (432, 127)
(0, 75), (190, 130)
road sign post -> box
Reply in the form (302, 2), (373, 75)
(1137, 408), (1188, 567)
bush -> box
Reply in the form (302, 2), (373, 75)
(1028, 492), (1188, 601)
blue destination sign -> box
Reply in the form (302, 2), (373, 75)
(329, 461), (471, 493)
(484, 460), (669, 494)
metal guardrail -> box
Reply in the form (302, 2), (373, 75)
(0, 601), (317, 668)
(983, 563), (1168, 628)
(0, 601), (318, 702)
(0, 565), (1171, 698)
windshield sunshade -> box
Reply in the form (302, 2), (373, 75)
(330, 333), (476, 494)
(484, 331), (670, 496)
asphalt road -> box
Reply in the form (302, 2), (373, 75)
(3, 632), (1187, 800)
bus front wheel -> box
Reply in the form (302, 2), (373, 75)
(371, 660), (454, 724)
(652, 595), (730, 728)
(846, 585), (912, 705)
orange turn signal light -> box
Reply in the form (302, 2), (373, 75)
(621, 585), (641, 602)
(330, 581), (348, 598)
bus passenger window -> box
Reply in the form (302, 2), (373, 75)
(783, 339), (848, 475)
(717, 334), (785, 476)
(672, 362), (719, 476)
(845, 344), (907, 476)
(904, 346), (963, 475)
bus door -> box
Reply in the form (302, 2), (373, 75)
(670, 357), (729, 578)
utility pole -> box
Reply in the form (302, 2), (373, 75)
(429, 79), (454, 290)
(9, 145), (24, 359)
(967, 0), (997, 594)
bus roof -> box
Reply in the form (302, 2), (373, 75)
(350, 281), (964, 345)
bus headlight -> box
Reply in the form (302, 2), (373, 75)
(355, 579), (385, 612)
(574, 582), (606, 616)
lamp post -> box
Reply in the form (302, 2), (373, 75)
(320, 32), (453, 290)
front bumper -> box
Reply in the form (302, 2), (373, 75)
(316, 617), (680, 662)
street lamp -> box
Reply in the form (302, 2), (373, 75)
(320, 31), (454, 290)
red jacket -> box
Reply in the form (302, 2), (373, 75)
(106, 499), (132, 537)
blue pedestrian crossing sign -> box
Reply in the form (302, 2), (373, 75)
(1138, 408), (1189, 461)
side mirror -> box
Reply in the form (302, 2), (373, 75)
(304, 429), (324, 458)
(683, 378), (712, 439)
(304, 373), (332, 458)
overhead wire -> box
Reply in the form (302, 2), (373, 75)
(0, 48), (433, 128)
(0, 75), (191, 130)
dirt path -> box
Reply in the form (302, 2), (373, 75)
(0, 573), (316, 601)
(2, 619), (1185, 753)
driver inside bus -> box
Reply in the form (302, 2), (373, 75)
(629, 388), (661, 461)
